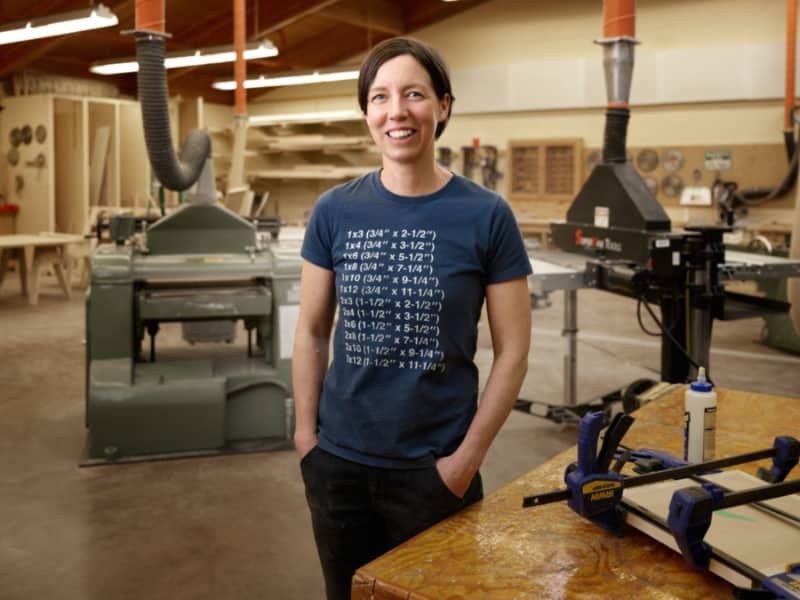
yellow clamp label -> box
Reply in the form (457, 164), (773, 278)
(582, 480), (622, 502)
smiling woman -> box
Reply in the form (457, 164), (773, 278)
(292, 37), (533, 600)
(363, 54), (451, 191)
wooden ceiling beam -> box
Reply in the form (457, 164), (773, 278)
(319, 0), (405, 36)
(263, 23), (386, 72)
(1, 0), (75, 22)
(168, 7), (235, 48)
(253, 0), (341, 38)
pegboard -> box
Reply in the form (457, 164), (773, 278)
(584, 144), (796, 210)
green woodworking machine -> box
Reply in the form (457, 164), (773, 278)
(84, 206), (301, 462)
(83, 27), (302, 462)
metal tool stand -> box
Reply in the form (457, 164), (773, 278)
(563, 288), (578, 409)
(520, 249), (800, 425)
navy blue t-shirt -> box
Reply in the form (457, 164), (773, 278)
(301, 171), (532, 468)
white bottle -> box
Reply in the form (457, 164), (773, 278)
(684, 366), (717, 463)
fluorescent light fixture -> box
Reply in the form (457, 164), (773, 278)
(90, 40), (279, 75)
(0, 4), (118, 46)
(248, 110), (362, 126)
(213, 68), (359, 91)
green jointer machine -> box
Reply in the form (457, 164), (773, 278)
(83, 30), (302, 463)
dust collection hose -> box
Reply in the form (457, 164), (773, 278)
(602, 107), (630, 163)
(598, 1), (637, 165)
(135, 34), (210, 191)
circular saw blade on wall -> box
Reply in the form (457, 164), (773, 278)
(662, 149), (685, 173)
(662, 174), (684, 197)
(636, 149), (659, 172)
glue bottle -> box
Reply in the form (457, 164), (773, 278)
(684, 367), (717, 463)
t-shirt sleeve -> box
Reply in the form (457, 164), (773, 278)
(301, 191), (335, 270)
(486, 197), (533, 284)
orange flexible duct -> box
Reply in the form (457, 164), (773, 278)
(785, 0), (797, 131)
(603, 0), (636, 39)
(234, 0), (246, 116)
(135, 0), (165, 32)
(602, 0), (637, 109)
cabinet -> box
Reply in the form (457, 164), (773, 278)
(1, 94), (176, 235)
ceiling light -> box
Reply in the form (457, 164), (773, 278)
(248, 110), (362, 126)
(213, 68), (359, 91)
(90, 40), (279, 75)
(0, 4), (118, 46)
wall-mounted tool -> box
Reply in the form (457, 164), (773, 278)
(437, 146), (452, 169)
(636, 148), (659, 172)
(20, 125), (32, 145)
(462, 141), (478, 180)
(25, 153), (46, 169)
(479, 145), (501, 190)
(35, 124), (46, 144)
(662, 148), (684, 173)
(462, 138), (502, 190)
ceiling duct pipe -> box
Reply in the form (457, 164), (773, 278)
(597, 0), (638, 164)
(785, 0), (797, 160)
(234, 0), (246, 117)
(226, 0), (249, 192)
(133, 0), (212, 194)
(787, 0), (800, 332)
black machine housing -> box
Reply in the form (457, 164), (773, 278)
(550, 157), (787, 384)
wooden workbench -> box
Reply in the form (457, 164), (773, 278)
(0, 233), (86, 305)
(353, 387), (800, 599)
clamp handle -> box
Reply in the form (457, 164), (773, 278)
(565, 411), (628, 535)
(758, 436), (800, 483)
(575, 411), (606, 476)
(667, 484), (720, 569)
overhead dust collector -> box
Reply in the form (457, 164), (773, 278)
(549, 0), (791, 384)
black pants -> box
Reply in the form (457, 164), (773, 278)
(300, 447), (483, 600)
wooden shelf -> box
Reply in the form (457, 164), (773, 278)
(255, 134), (375, 153)
(249, 165), (374, 180)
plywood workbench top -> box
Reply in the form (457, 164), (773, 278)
(353, 387), (800, 599)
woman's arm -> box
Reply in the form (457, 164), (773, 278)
(437, 276), (531, 496)
(292, 260), (337, 460)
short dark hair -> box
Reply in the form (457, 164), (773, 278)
(357, 37), (454, 139)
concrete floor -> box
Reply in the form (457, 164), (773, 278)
(0, 271), (798, 599)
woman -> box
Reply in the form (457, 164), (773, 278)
(293, 37), (532, 600)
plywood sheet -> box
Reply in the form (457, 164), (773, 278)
(624, 470), (800, 581)
(89, 126), (110, 207)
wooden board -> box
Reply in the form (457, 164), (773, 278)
(54, 98), (86, 234)
(89, 125), (110, 207)
(624, 470), (800, 586)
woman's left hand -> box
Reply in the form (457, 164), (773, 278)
(435, 453), (478, 499)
